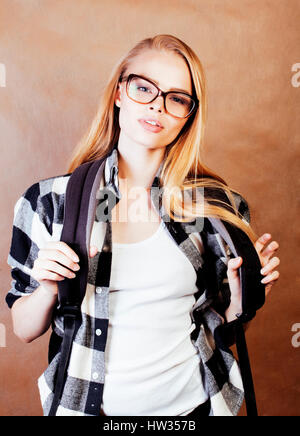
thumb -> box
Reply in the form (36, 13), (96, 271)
(89, 245), (98, 258)
(227, 256), (243, 278)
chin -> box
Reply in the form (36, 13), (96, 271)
(139, 140), (166, 150)
(130, 134), (162, 149)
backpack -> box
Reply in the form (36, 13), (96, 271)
(49, 156), (265, 416)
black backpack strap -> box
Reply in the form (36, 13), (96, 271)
(49, 157), (105, 416)
(49, 306), (79, 416)
(234, 317), (258, 416)
(208, 213), (265, 416)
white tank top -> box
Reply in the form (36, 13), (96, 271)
(101, 220), (208, 416)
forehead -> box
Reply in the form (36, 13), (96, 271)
(126, 49), (192, 94)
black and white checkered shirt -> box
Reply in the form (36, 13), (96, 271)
(6, 146), (251, 416)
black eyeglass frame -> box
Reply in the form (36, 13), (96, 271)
(121, 73), (199, 119)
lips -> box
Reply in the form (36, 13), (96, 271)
(138, 118), (164, 133)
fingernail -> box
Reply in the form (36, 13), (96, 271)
(73, 255), (79, 262)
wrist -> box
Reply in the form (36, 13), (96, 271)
(225, 302), (242, 323)
(38, 284), (58, 301)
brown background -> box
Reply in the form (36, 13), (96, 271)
(0, 0), (299, 416)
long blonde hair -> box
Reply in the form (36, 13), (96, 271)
(67, 34), (258, 243)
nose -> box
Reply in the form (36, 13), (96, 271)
(149, 95), (164, 113)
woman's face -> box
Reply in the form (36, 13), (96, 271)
(115, 49), (194, 150)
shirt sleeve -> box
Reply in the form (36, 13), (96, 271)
(5, 182), (54, 309)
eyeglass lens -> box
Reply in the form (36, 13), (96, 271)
(127, 76), (195, 118)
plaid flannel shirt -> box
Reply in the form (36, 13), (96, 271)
(6, 146), (251, 416)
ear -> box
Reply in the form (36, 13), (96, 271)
(114, 82), (122, 108)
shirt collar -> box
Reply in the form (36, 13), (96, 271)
(102, 144), (201, 231)
(104, 144), (166, 205)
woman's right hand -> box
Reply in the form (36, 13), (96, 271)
(32, 241), (98, 297)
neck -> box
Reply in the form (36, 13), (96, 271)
(116, 134), (166, 190)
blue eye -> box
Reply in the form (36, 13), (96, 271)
(137, 86), (151, 93)
(172, 96), (184, 104)
(170, 96), (188, 106)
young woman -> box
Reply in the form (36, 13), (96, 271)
(6, 34), (280, 416)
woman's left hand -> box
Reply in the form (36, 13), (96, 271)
(254, 233), (280, 296)
(226, 233), (280, 317)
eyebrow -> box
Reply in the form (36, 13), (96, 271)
(136, 73), (192, 95)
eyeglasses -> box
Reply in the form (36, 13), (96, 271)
(121, 74), (198, 119)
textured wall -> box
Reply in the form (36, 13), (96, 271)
(0, 0), (299, 416)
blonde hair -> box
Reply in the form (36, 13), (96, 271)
(67, 34), (258, 243)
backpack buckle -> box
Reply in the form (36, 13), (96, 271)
(62, 303), (81, 319)
(236, 311), (255, 323)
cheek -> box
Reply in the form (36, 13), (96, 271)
(118, 100), (136, 129)
(167, 120), (187, 139)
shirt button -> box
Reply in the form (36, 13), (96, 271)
(92, 372), (99, 380)
(102, 244), (109, 252)
(96, 329), (102, 336)
(96, 287), (103, 294)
